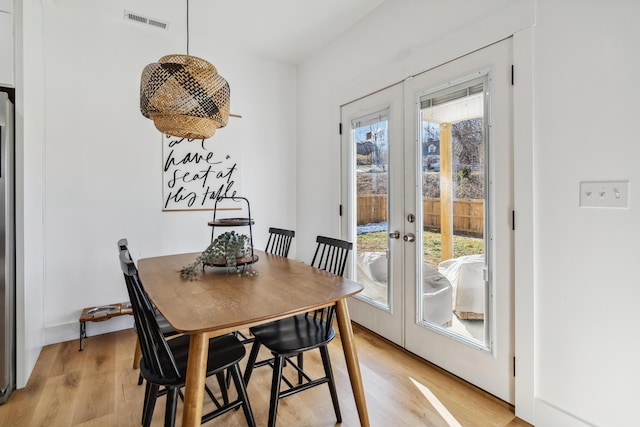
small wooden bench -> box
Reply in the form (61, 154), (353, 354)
(78, 302), (133, 351)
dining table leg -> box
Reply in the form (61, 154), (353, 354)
(335, 298), (370, 427)
(182, 332), (209, 427)
(132, 339), (141, 369)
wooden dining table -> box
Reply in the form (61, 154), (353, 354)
(137, 250), (370, 427)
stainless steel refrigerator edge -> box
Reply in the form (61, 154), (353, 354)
(0, 92), (15, 404)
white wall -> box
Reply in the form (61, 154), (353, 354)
(14, 0), (46, 389)
(30, 0), (296, 344)
(533, 0), (640, 425)
(296, 0), (532, 261)
(297, 0), (639, 425)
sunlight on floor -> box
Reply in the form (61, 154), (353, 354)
(410, 377), (463, 427)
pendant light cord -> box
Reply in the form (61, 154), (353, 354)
(186, 0), (190, 55)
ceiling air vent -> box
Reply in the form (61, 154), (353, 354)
(148, 19), (168, 30)
(124, 10), (169, 30)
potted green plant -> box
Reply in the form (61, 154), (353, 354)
(180, 231), (252, 279)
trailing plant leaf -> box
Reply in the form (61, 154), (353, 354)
(180, 231), (252, 280)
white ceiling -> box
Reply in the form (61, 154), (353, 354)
(190, 0), (386, 64)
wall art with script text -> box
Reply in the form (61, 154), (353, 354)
(162, 135), (239, 211)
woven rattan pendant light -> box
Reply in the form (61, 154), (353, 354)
(139, 0), (230, 139)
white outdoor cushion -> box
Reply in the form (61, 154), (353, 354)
(438, 254), (485, 319)
(356, 252), (453, 326)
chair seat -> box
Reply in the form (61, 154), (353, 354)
(140, 333), (245, 386)
(250, 315), (335, 355)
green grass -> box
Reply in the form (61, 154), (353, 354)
(357, 230), (483, 268)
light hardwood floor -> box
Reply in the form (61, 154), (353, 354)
(0, 324), (532, 427)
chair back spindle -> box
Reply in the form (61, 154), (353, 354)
(265, 227), (295, 257)
(310, 235), (352, 276)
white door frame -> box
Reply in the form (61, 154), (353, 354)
(512, 27), (535, 423)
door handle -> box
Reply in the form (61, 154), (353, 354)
(388, 231), (400, 239)
(403, 233), (415, 242)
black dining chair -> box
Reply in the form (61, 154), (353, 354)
(224, 227), (297, 389)
(118, 239), (181, 386)
(118, 246), (256, 427)
(243, 235), (352, 427)
(265, 227), (295, 258)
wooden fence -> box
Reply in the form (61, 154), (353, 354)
(357, 195), (484, 236)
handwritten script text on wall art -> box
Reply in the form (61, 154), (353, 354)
(162, 136), (238, 210)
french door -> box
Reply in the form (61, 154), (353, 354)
(341, 39), (514, 403)
(341, 83), (405, 345)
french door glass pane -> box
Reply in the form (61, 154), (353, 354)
(353, 111), (390, 309)
(418, 77), (487, 346)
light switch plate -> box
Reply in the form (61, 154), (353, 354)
(579, 180), (629, 208)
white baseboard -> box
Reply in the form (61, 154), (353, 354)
(535, 399), (595, 427)
(44, 316), (134, 346)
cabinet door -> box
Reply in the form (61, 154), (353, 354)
(0, 12), (13, 87)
